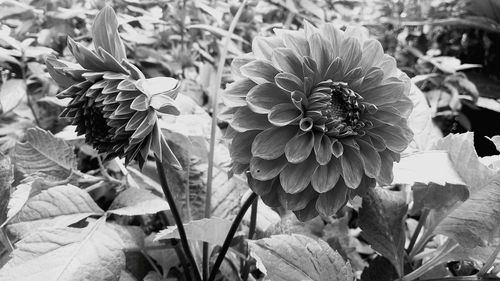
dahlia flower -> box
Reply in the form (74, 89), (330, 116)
(223, 23), (413, 221)
(46, 6), (180, 169)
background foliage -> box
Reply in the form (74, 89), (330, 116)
(0, 0), (500, 280)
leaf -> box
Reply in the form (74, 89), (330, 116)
(242, 197), (280, 233)
(299, 0), (325, 21)
(248, 234), (354, 281)
(358, 187), (408, 276)
(119, 270), (138, 281)
(0, 218), (144, 281)
(13, 127), (76, 181)
(0, 79), (26, 115)
(188, 24), (249, 43)
(411, 182), (469, 214)
(155, 217), (232, 246)
(6, 184), (104, 238)
(108, 187), (170, 216)
(92, 5), (127, 62)
(393, 151), (465, 186)
(360, 256), (399, 281)
(0, 153), (13, 225)
(487, 135), (500, 152)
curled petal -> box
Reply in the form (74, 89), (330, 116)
(275, 72), (304, 93)
(252, 126), (298, 160)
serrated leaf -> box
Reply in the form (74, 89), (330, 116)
(13, 127), (76, 181)
(92, 5), (126, 62)
(155, 217), (232, 246)
(0, 218), (144, 281)
(248, 234), (354, 281)
(0, 153), (13, 225)
(108, 187), (169, 216)
(359, 187), (407, 276)
(0, 79), (26, 115)
(6, 184), (104, 238)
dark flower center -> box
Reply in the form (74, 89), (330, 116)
(305, 80), (367, 138)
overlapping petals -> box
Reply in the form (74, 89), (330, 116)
(46, 6), (180, 169)
(223, 23), (413, 221)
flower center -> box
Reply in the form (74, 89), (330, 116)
(304, 80), (369, 137)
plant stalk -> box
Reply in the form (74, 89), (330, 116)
(207, 192), (258, 281)
(202, 0), (249, 279)
(478, 242), (500, 276)
(155, 157), (202, 281)
(248, 199), (258, 240)
(407, 208), (429, 255)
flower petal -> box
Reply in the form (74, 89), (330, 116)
(130, 94), (149, 111)
(319, 23), (343, 58)
(268, 103), (302, 126)
(331, 140), (344, 158)
(252, 126), (298, 160)
(361, 81), (405, 106)
(240, 60), (279, 84)
(248, 176), (274, 196)
(311, 159), (341, 193)
(271, 48), (303, 79)
(308, 32), (332, 76)
(323, 57), (343, 82)
(369, 124), (412, 153)
(231, 55), (254, 78)
(293, 200), (319, 222)
(313, 133), (332, 165)
(357, 138), (381, 178)
(252, 36), (284, 60)
(280, 154), (319, 193)
(250, 156), (288, 181)
(247, 83), (290, 114)
(232, 107), (272, 132)
(285, 131), (314, 163)
(275, 72), (304, 93)
(278, 29), (310, 57)
(340, 37), (362, 74)
(377, 149), (395, 185)
(131, 110), (156, 139)
(230, 131), (259, 163)
(315, 179), (348, 216)
(361, 40), (384, 73)
(277, 187), (317, 211)
(340, 147), (364, 189)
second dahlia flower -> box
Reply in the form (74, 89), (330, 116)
(223, 23), (413, 221)
(46, 6), (181, 169)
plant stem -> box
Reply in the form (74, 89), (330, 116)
(155, 157), (202, 281)
(478, 242), (500, 276)
(202, 0), (249, 279)
(207, 192), (258, 281)
(407, 208), (429, 255)
(248, 199), (258, 240)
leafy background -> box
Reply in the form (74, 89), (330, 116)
(0, 0), (500, 280)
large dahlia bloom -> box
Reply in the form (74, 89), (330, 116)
(223, 23), (413, 221)
(46, 6), (180, 169)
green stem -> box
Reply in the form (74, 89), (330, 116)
(248, 198), (258, 240)
(477, 242), (500, 276)
(407, 208), (429, 255)
(155, 157), (202, 281)
(207, 192), (258, 281)
(202, 0), (249, 279)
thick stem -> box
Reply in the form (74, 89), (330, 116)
(248, 199), (258, 240)
(207, 192), (258, 281)
(407, 208), (429, 255)
(202, 0), (249, 279)
(155, 157), (202, 281)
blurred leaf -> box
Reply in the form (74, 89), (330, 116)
(411, 182), (469, 214)
(0, 0), (34, 20)
(0, 79), (26, 115)
(242, 197), (280, 234)
(0, 218), (144, 281)
(249, 234), (354, 281)
(155, 217), (232, 246)
(108, 187), (169, 216)
(188, 24), (249, 43)
(119, 270), (138, 281)
(359, 187), (407, 276)
(360, 256), (399, 281)
(0, 153), (13, 225)
(92, 5), (127, 62)
(6, 184), (104, 238)
(299, 0), (325, 21)
(13, 127), (76, 181)
(466, 0), (500, 24)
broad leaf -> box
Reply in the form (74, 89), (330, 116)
(108, 187), (169, 216)
(0, 79), (26, 115)
(13, 127), (76, 181)
(92, 5), (126, 62)
(359, 187), (407, 276)
(411, 182), (469, 214)
(0, 218), (144, 281)
(6, 184), (104, 238)
(360, 256), (399, 281)
(0, 153), (13, 225)
(248, 234), (354, 281)
(429, 133), (500, 248)
(155, 217), (232, 246)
